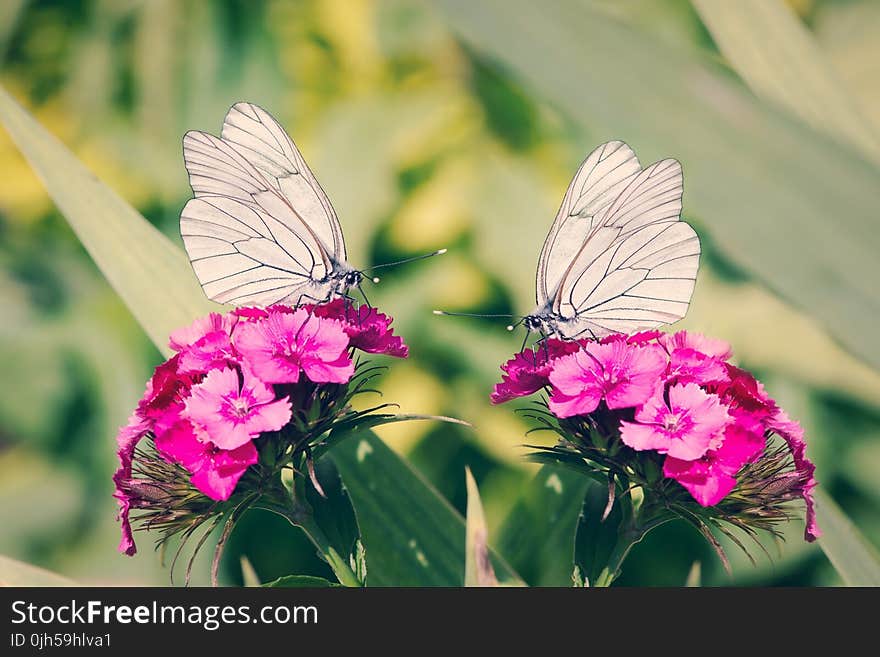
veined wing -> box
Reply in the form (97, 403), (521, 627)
(550, 155), (686, 316)
(181, 103), (347, 307)
(220, 102), (346, 262)
(594, 157), (683, 236)
(554, 221), (700, 337)
(180, 195), (325, 307)
(536, 141), (642, 306)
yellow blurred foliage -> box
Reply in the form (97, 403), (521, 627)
(316, 0), (383, 93)
(428, 255), (492, 310)
(390, 156), (473, 251)
(0, 88), (71, 222)
(358, 362), (447, 454)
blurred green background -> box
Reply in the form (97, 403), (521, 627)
(1, 0), (879, 586)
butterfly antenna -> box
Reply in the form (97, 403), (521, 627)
(364, 248), (448, 282)
(432, 310), (525, 332)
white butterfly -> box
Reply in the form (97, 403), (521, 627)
(180, 102), (364, 308)
(522, 141), (700, 339)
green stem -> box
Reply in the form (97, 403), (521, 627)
(592, 526), (644, 587)
(592, 515), (669, 587)
(260, 500), (361, 588)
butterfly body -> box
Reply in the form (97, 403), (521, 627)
(525, 141), (700, 341)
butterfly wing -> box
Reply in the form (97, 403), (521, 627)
(536, 141), (642, 306)
(548, 155), (699, 337)
(220, 102), (347, 263)
(553, 222), (700, 338)
(180, 103), (345, 307)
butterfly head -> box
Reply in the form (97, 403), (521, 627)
(514, 313), (558, 338)
(342, 269), (363, 289)
(522, 315), (545, 333)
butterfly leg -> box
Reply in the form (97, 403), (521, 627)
(290, 294), (329, 344)
(354, 283), (373, 314)
(538, 333), (551, 362)
(292, 291), (330, 308)
(568, 325), (598, 341)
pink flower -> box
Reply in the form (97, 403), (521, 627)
(620, 383), (731, 460)
(660, 331), (731, 386)
(155, 420), (258, 501)
(548, 341), (668, 417)
(599, 330), (664, 345)
(659, 330), (732, 360)
(183, 367), (291, 450)
(232, 306), (270, 321)
(233, 308), (355, 384)
(112, 413), (151, 555)
(768, 409), (821, 542)
(136, 355), (191, 421)
(169, 313), (236, 352)
(663, 412), (766, 506)
(491, 339), (581, 404)
(711, 364), (777, 421)
(311, 299), (408, 357)
(178, 330), (239, 374)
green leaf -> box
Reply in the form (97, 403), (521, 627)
(263, 575), (341, 588)
(496, 466), (589, 586)
(685, 561), (702, 588)
(574, 481), (624, 587)
(429, 0), (880, 370)
(240, 556), (261, 587)
(0, 86), (219, 358)
(815, 489), (880, 586)
(0, 554), (77, 586)
(303, 456), (362, 575)
(692, 0), (880, 164)
(464, 467), (499, 586)
(330, 429), (522, 586)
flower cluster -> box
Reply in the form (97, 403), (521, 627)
(493, 330), (820, 544)
(113, 300), (407, 557)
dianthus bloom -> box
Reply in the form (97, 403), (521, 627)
(234, 309), (354, 384)
(620, 382), (731, 461)
(113, 300), (407, 557)
(493, 330), (820, 545)
(548, 341), (667, 417)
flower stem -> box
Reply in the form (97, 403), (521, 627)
(592, 515), (668, 587)
(261, 500), (362, 587)
(592, 526), (643, 587)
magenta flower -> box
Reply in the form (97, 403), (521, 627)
(713, 364), (775, 418)
(183, 367), (291, 450)
(178, 330), (239, 374)
(491, 339), (581, 404)
(232, 306), (270, 321)
(115, 302), (411, 565)
(155, 420), (258, 501)
(311, 299), (408, 357)
(659, 330), (731, 360)
(660, 330), (731, 386)
(136, 355), (191, 421)
(233, 308), (355, 384)
(112, 412), (151, 555)
(599, 330), (663, 345)
(548, 341), (667, 418)
(169, 312), (236, 352)
(662, 414), (766, 506)
(768, 409), (821, 542)
(620, 383), (731, 460)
